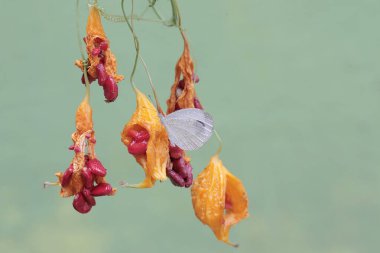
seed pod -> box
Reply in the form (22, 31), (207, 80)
(169, 145), (183, 159)
(166, 33), (198, 113)
(73, 192), (92, 214)
(128, 140), (148, 155)
(191, 155), (249, 246)
(50, 98), (116, 212)
(99, 41), (108, 51)
(61, 164), (74, 187)
(167, 167), (185, 187)
(91, 183), (113, 196)
(75, 6), (123, 84)
(96, 63), (107, 86)
(172, 157), (186, 173)
(82, 188), (96, 206)
(87, 158), (107, 177)
(103, 76), (118, 102)
(121, 89), (169, 188)
(91, 47), (101, 56)
(127, 128), (150, 142)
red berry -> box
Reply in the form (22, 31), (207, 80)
(73, 193), (92, 213)
(96, 63), (107, 86)
(91, 47), (101, 56)
(87, 158), (107, 177)
(61, 164), (74, 187)
(82, 188), (96, 206)
(103, 76), (118, 102)
(128, 141), (148, 155)
(100, 41), (108, 51)
(91, 183), (113, 196)
(127, 128), (150, 142)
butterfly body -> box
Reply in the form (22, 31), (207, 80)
(159, 108), (214, 151)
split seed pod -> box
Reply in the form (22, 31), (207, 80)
(191, 154), (249, 246)
(51, 98), (115, 213)
(121, 89), (169, 188)
(75, 6), (123, 102)
(166, 33), (201, 113)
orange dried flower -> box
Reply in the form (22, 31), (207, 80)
(50, 98), (116, 213)
(166, 33), (202, 113)
(191, 154), (249, 246)
(121, 89), (169, 188)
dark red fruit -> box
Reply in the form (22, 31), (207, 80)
(73, 192), (92, 214)
(167, 169), (185, 187)
(103, 76), (118, 102)
(82, 188), (96, 206)
(127, 128), (150, 142)
(91, 183), (113, 196)
(99, 41), (108, 51)
(96, 63), (107, 86)
(87, 158), (107, 177)
(169, 145), (183, 159)
(91, 47), (101, 56)
(128, 141), (148, 155)
(61, 164), (74, 187)
(172, 157), (186, 171)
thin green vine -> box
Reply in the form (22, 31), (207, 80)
(76, 0), (90, 101)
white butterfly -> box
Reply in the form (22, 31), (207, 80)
(159, 108), (214, 151)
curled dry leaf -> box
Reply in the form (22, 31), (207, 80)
(166, 34), (201, 113)
(191, 155), (249, 246)
(121, 89), (169, 188)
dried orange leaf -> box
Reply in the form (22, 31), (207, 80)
(191, 155), (249, 246)
(121, 89), (169, 188)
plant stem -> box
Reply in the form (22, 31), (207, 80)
(121, 0), (139, 92)
(76, 0), (90, 101)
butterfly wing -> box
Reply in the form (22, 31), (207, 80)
(162, 108), (214, 151)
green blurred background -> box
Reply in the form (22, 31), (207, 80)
(1, 0), (380, 252)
